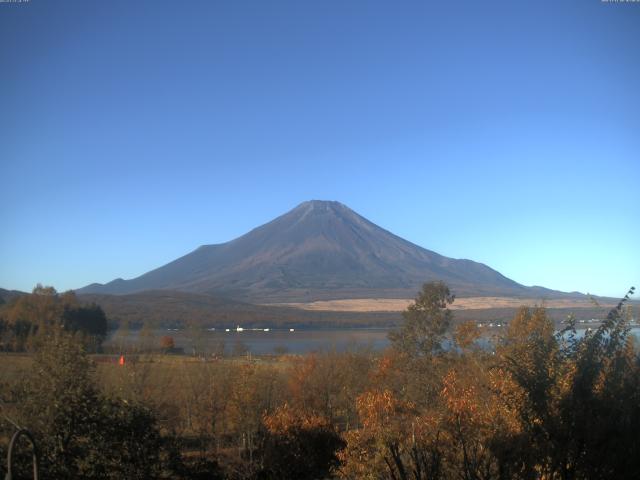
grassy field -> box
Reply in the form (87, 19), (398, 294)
(271, 296), (619, 312)
(0, 353), (32, 384)
(0, 352), (292, 387)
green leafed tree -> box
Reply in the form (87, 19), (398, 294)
(15, 327), (178, 479)
(0, 286), (108, 352)
(388, 281), (455, 357)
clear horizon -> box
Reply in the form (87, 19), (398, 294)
(1, 1), (638, 298)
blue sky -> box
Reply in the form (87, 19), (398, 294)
(1, 0), (638, 298)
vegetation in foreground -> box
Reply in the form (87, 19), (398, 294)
(1, 283), (638, 479)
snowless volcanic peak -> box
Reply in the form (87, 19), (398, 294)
(78, 200), (549, 302)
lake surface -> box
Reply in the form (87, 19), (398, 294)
(105, 325), (640, 356)
(105, 327), (392, 355)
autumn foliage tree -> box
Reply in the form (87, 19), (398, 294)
(340, 284), (640, 480)
(482, 287), (640, 479)
(160, 335), (175, 352)
(260, 403), (344, 480)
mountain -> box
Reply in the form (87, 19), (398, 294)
(77, 200), (568, 302)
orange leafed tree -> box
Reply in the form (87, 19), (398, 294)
(261, 403), (344, 480)
(159, 335), (175, 351)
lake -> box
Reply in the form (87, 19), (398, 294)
(104, 325), (640, 356)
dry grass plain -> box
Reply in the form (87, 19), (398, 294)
(272, 297), (617, 312)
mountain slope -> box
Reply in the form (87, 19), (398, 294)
(77, 290), (400, 328)
(77, 200), (560, 301)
